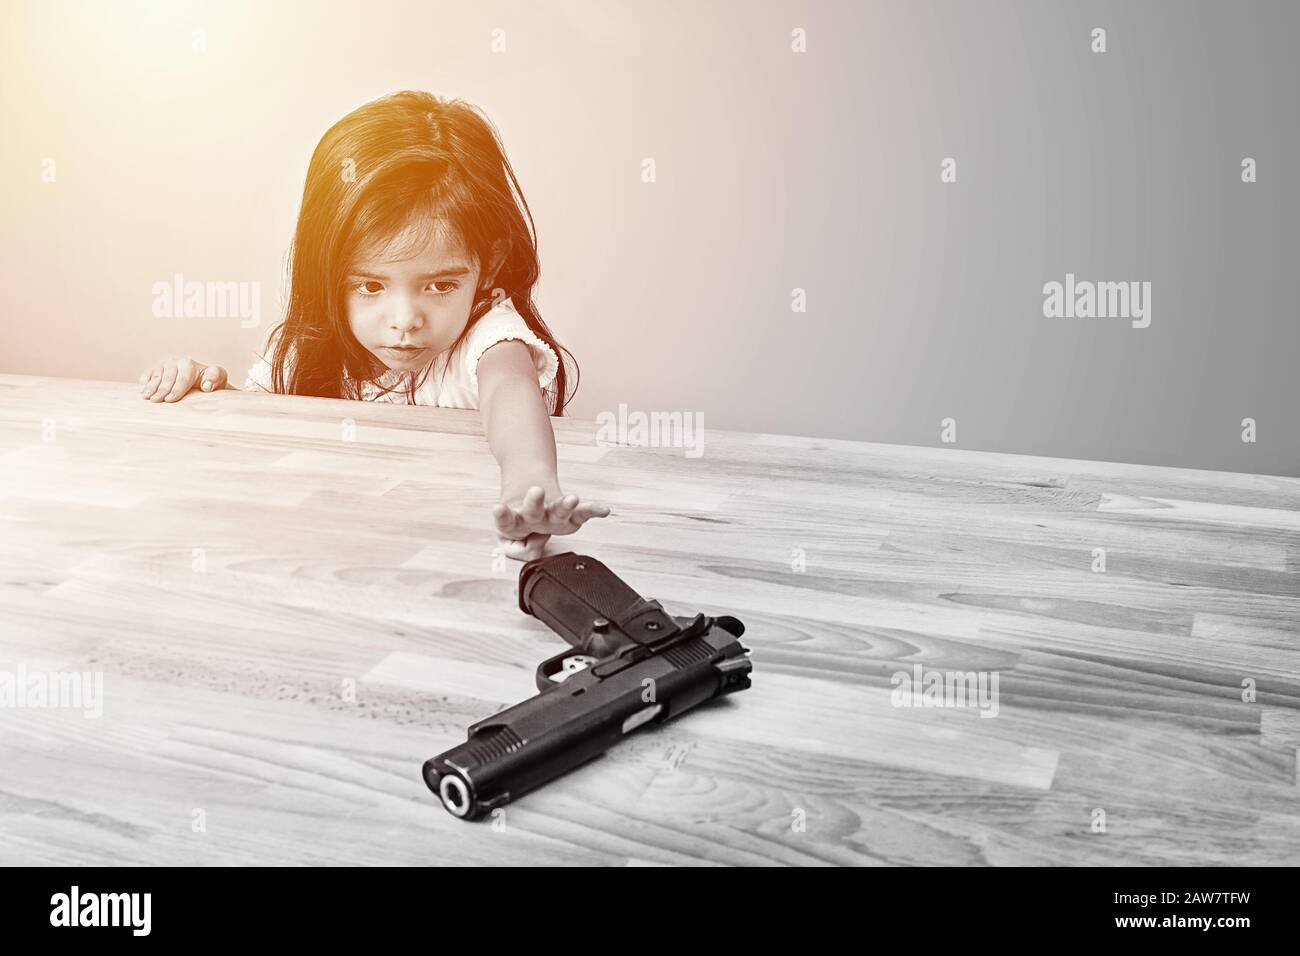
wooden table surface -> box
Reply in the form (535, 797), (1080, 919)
(1, 373), (1297, 866)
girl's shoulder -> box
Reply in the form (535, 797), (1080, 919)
(455, 298), (559, 393)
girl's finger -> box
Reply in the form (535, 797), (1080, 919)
(496, 534), (526, 559)
(164, 362), (196, 402)
(519, 486), (546, 522)
(493, 503), (521, 536)
(513, 532), (550, 562)
(549, 494), (579, 522)
(200, 365), (227, 392)
(140, 370), (160, 398)
(150, 364), (178, 402)
(572, 502), (611, 525)
(496, 532), (547, 562)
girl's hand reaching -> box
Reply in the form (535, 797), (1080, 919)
(139, 357), (228, 402)
(493, 485), (611, 562)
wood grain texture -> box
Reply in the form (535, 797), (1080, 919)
(0, 373), (1297, 866)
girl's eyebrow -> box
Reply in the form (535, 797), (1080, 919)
(350, 265), (472, 280)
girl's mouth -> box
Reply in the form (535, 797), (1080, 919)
(382, 346), (429, 360)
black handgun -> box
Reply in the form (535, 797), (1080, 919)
(422, 552), (752, 820)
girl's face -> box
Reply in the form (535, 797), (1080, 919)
(344, 221), (483, 373)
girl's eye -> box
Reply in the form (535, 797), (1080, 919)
(352, 279), (457, 296)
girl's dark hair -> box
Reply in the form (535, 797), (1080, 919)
(266, 91), (576, 414)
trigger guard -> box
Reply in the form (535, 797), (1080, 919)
(535, 649), (596, 691)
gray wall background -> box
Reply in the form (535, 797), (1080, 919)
(2, 0), (1296, 476)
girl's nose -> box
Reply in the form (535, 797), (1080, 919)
(388, 295), (424, 333)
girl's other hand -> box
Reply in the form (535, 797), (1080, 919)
(139, 357), (228, 402)
(493, 486), (611, 562)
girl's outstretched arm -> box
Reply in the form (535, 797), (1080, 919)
(477, 340), (610, 561)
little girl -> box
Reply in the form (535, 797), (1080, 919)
(139, 91), (608, 561)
